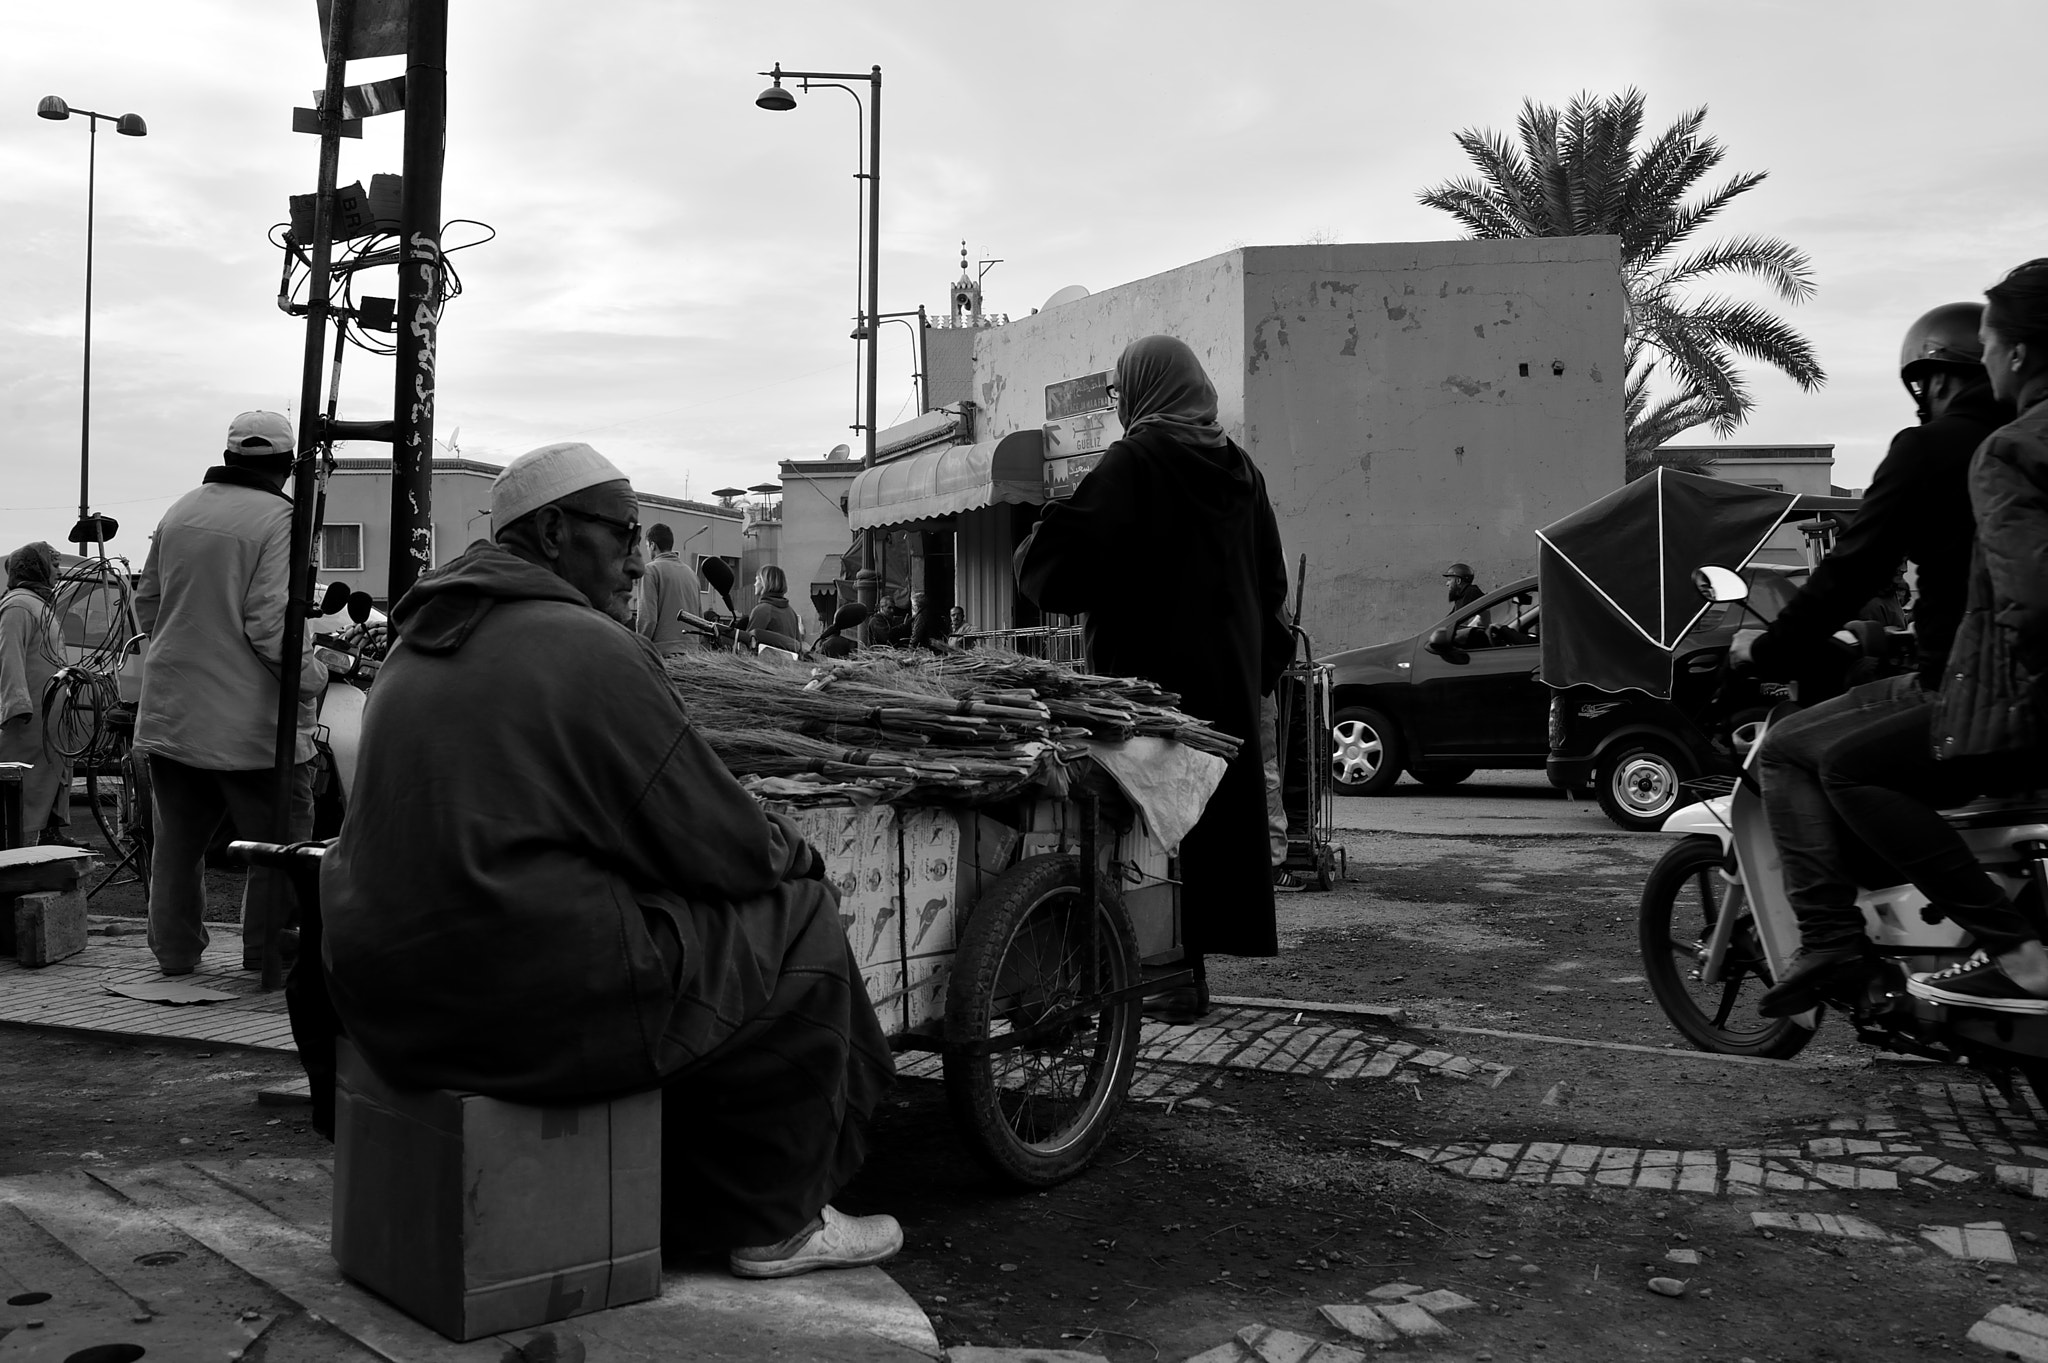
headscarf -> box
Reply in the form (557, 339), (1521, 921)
(1115, 335), (1227, 449)
(4, 542), (58, 604)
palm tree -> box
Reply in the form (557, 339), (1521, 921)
(1417, 89), (1825, 477)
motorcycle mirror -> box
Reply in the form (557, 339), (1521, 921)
(1424, 626), (1471, 666)
(829, 602), (870, 632)
(346, 591), (375, 624)
(1694, 565), (1749, 603)
(1514, 592), (1533, 606)
(700, 557), (737, 615)
(318, 581), (351, 616)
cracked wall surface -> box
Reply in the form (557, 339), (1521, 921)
(967, 239), (1624, 653)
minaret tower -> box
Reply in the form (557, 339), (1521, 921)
(949, 240), (983, 326)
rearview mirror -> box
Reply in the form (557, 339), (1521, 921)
(318, 581), (350, 616)
(1693, 566), (1749, 604)
(346, 591), (374, 624)
(1425, 626), (1471, 666)
(1514, 592), (1533, 606)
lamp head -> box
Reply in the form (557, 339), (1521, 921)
(755, 66), (796, 112)
(115, 113), (146, 136)
(37, 95), (70, 121)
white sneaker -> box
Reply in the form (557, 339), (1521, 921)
(728, 1205), (904, 1279)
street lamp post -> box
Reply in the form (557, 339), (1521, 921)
(36, 96), (147, 549)
(755, 62), (882, 631)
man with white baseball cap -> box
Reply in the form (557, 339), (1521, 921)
(135, 410), (327, 976)
(322, 440), (901, 1279)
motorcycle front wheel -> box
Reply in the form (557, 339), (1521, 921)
(1640, 834), (1814, 1059)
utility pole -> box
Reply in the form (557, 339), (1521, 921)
(388, 0), (448, 605)
(266, 0), (354, 990)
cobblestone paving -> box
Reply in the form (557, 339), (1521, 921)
(1377, 1079), (2047, 1200)
(893, 1005), (1513, 1104)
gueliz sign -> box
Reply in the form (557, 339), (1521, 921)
(1042, 372), (1122, 500)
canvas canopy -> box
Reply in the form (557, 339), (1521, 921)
(1536, 468), (1858, 698)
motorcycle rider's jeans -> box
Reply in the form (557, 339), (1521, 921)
(1759, 673), (1928, 954)
(1823, 698), (2038, 956)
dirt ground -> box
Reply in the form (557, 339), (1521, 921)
(8, 813), (2040, 1360)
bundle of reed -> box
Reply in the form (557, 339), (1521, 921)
(700, 727), (1053, 804)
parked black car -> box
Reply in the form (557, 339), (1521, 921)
(1322, 566), (1805, 831)
(1324, 577), (1548, 797)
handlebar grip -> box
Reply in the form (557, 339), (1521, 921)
(226, 838), (332, 868)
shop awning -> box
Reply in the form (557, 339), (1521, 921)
(845, 430), (1045, 530)
(808, 552), (849, 591)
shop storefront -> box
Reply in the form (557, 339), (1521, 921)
(845, 428), (1046, 635)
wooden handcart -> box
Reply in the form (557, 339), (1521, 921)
(774, 751), (1189, 1188)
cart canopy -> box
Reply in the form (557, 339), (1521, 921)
(1536, 468), (1857, 698)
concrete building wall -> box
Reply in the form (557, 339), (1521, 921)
(1239, 238), (1626, 651)
(963, 239), (1625, 653)
(320, 461), (498, 603)
(322, 459), (741, 605)
(974, 252), (1248, 442)
(778, 457), (860, 627)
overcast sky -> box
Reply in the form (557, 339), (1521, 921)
(4, 0), (2043, 559)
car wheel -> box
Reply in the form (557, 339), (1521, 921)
(1409, 764), (1476, 788)
(1596, 738), (1691, 832)
(1331, 706), (1403, 796)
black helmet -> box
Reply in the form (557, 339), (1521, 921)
(1899, 302), (1987, 392)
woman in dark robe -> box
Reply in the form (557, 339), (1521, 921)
(1014, 335), (1291, 1018)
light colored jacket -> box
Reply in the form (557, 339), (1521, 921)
(635, 550), (696, 653)
(134, 470), (323, 770)
(0, 586), (61, 728)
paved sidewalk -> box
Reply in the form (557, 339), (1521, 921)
(0, 917), (293, 1052)
(0, 1159), (939, 1362)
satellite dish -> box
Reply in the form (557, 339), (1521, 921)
(1041, 284), (1090, 311)
(825, 444), (851, 461)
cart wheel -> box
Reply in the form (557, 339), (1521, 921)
(944, 853), (1142, 1189)
(1313, 846), (1335, 892)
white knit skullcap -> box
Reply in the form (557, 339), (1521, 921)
(491, 442), (630, 528)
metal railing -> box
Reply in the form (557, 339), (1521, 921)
(955, 624), (1085, 667)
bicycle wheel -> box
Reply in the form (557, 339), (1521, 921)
(1639, 834), (1813, 1058)
(84, 744), (152, 896)
(43, 671), (105, 761)
(944, 854), (1143, 1188)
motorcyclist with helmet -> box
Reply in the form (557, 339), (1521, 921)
(1745, 301), (2014, 1017)
(1813, 260), (2048, 1012)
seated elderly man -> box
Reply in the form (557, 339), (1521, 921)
(320, 442), (899, 1279)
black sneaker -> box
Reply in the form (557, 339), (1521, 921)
(1273, 869), (1309, 893)
(1758, 947), (1878, 1018)
(1908, 954), (2048, 1014)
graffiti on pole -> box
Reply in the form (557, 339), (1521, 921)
(397, 228), (443, 575)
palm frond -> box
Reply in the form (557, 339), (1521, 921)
(1638, 171), (1770, 267)
(1657, 234), (1815, 302)
(1450, 126), (1551, 232)
(1666, 296), (1828, 390)
(1415, 179), (1529, 239)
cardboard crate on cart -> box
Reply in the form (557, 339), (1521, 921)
(781, 804), (1022, 1034)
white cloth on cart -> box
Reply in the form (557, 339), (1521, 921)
(1082, 736), (1228, 853)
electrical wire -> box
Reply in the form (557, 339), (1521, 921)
(269, 217), (494, 357)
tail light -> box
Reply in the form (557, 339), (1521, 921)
(1547, 693), (1566, 751)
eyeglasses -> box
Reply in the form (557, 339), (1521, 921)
(560, 507), (642, 549)
(1104, 380), (1120, 401)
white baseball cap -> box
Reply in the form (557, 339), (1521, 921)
(491, 441), (630, 528)
(225, 410), (295, 458)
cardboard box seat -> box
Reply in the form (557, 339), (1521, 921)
(332, 1038), (662, 1342)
